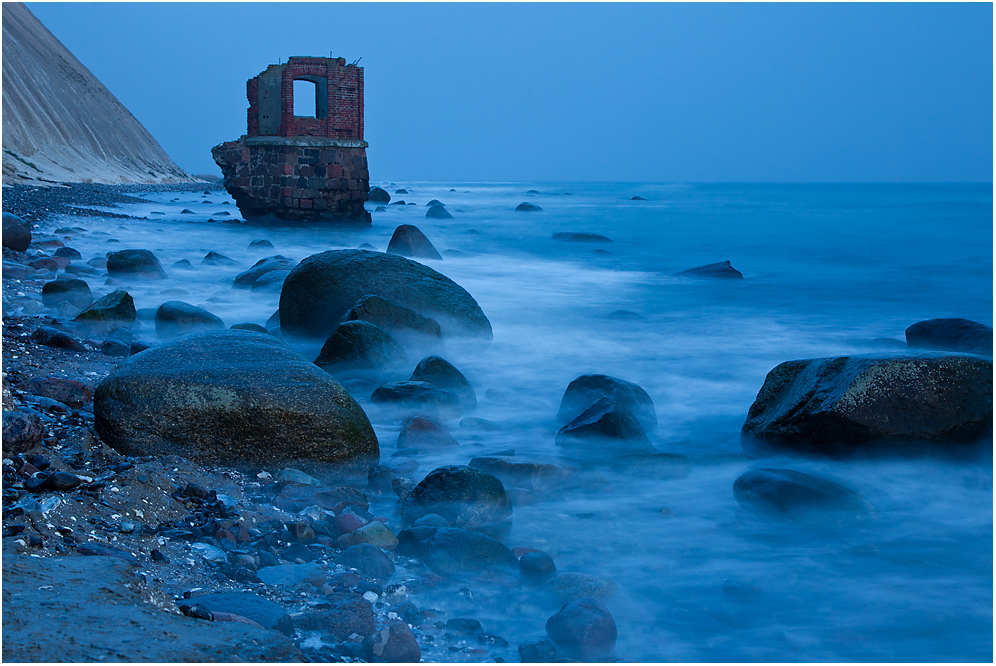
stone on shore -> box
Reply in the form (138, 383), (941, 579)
(106, 249), (167, 279)
(31, 326), (86, 352)
(278, 249), (492, 343)
(558, 374), (657, 431)
(905, 318), (993, 356)
(193, 591), (295, 636)
(676, 260), (744, 279)
(18, 376), (93, 408)
(74, 289), (136, 330)
(363, 622), (421, 662)
(2, 213), (31, 252)
(741, 353), (993, 455)
(294, 592), (375, 638)
(337, 543), (396, 578)
(387, 224), (442, 260)
(2, 410), (45, 453)
(93, 329), (379, 479)
(155, 301), (224, 338)
(314, 320), (409, 382)
(401, 465), (512, 530)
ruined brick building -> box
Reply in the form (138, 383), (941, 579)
(212, 56), (371, 224)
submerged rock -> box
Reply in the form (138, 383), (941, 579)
(545, 597), (617, 660)
(201, 251), (236, 266)
(410, 355), (476, 409)
(741, 353), (993, 455)
(41, 279), (92, 310)
(233, 255), (297, 289)
(556, 398), (653, 453)
(396, 525), (515, 576)
(558, 374), (657, 431)
(675, 260), (744, 279)
(397, 416), (459, 449)
(154, 301), (224, 338)
(368, 187), (391, 203)
(401, 465), (512, 529)
(905, 318), (993, 356)
(371, 381), (464, 414)
(314, 320), (409, 382)
(387, 224), (442, 260)
(516, 202), (543, 212)
(106, 249), (167, 279)
(338, 543), (395, 578)
(425, 204), (453, 220)
(278, 249), (492, 343)
(544, 572), (618, 604)
(469, 457), (575, 492)
(93, 330), (379, 479)
(733, 468), (871, 521)
(551, 232), (611, 243)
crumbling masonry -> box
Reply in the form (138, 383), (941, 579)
(212, 56), (370, 224)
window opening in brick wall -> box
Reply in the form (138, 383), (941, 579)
(294, 79), (319, 117)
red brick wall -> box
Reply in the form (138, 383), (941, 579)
(246, 56), (363, 140)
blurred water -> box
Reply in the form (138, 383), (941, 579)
(57, 182), (992, 661)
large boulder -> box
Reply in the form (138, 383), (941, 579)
(395, 525), (515, 576)
(675, 260), (744, 279)
(905, 318), (992, 356)
(93, 330), (379, 479)
(741, 353), (993, 455)
(339, 295), (443, 352)
(557, 374), (656, 431)
(233, 255), (297, 289)
(74, 290), (136, 330)
(155, 301), (224, 338)
(2, 213), (31, 252)
(401, 465), (511, 529)
(733, 468), (871, 521)
(387, 225), (442, 260)
(368, 187), (391, 204)
(314, 321), (409, 382)
(106, 249), (167, 279)
(41, 279), (92, 310)
(278, 250), (491, 343)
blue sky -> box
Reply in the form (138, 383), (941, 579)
(28, 2), (993, 182)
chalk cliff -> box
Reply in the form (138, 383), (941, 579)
(2, 3), (192, 185)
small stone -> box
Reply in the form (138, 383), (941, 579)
(45, 471), (82, 491)
(519, 551), (556, 580)
(363, 621), (421, 662)
(446, 618), (483, 635)
(519, 638), (557, 662)
(545, 597), (617, 660)
(338, 543), (395, 578)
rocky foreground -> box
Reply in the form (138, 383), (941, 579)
(2, 186), (993, 662)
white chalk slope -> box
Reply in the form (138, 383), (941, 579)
(2, 3), (193, 185)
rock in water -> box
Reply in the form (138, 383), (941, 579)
(233, 255), (297, 289)
(395, 525), (515, 576)
(401, 465), (512, 529)
(2, 213), (31, 252)
(733, 468), (871, 521)
(155, 301), (224, 338)
(741, 353), (993, 455)
(387, 224), (442, 260)
(410, 355), (476, 409)
(106, 249), (167, 279)
(425, 204), (453, 220)
(314, 320), (409, 382)
(74, 289), (136, 330)
(41, 279), (92, 310)
(905, 318), (993, 356)
(93, 329), (379, 479)
(545, 597), (617, 660)
(339, 294), (444, 352)
(556, 397), (653, 454)
(368, 187), (391, 203)
(675, 260), (744, 279)
(551, 232), (611, 243)
(278, 249), (492, 343)
(338, 543), (395, 578)
(557, 374), (656, 430)
(397, 416), (459, 449)
(516, 202), (543, 212)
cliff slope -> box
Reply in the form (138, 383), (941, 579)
(2, 3), (193, 185)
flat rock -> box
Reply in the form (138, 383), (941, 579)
(93, 330), (379, 480)
(194, 591), (296, 636)
(675, 260), (744, 279)
(2, 556), (299, 661)
(551, 232), (610, 242)
(741, 353), (993, 455)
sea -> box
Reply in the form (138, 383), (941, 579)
(56, 182), (993, 662)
